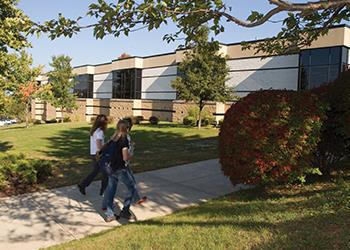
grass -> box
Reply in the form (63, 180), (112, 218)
(0, 122), (218, 189)
(45, 179), (350, 250)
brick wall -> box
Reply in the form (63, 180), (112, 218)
(109, 99), (134, 120)
(32, 99), (231, 123)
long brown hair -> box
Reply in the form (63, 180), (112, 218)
(111, 119), (128, 141)
(90, 115), (108, 136)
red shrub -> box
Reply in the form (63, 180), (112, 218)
(219, 90), (326, 185)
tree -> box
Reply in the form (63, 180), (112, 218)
(171, 26), (231, 129)
(1, 51), (42, 127)
(32, 0), (350, 55)
(0, 0), (33, 116)
(0, 0), (32, 89)
(46, 55), (77, 122)
(118, 53), (131, 59)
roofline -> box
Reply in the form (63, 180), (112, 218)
(221, 24), (350, 46)
(73, 24), (349, 69)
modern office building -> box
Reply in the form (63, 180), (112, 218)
(33, 25), (350, 122)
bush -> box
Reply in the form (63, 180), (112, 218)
(149, 116), (159, 125)
(218, 119), (224, 127)
(33, 119), (42, 125)
(311, 71), (350, 175)
(63, 116), (71, 123)
(0, 153), (53, 191)
(184, 107), (215, 127)
(219, 90), (326, 186)
(183, 116), (197, 126)
(31, 160), (53, 182)
(46, 118), (58, 124)
(124, 116), (143, 125)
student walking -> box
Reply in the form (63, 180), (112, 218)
(78, 115), (108, 196)
(99, 120), (146, 222)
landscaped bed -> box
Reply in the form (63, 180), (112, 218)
(45, 177), (350, 250)
(0, 122), (218, 195)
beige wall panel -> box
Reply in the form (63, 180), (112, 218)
(94, 64), (113, 74)
(343, 27), (350, 48)
(143, 54), (176, 68)
(305, 27), (345, 49)
(73, 65), (95, 75)
(111, 57), (143, 70)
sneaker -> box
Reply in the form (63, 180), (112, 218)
(135, 196), (147, 205)
(119, 209), (132, 220)
(77, 184), (86, 195)
(105, 214), (117, 223)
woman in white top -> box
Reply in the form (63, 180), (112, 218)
(78, 115), (108, 196)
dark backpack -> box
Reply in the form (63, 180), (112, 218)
(97, 140), (119, 175)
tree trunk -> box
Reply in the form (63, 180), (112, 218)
(198, 100), (204, 129)
(25, 100), (30, 128)
(61, 107), (64, 123)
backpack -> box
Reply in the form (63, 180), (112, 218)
(97, 140), (119, 176)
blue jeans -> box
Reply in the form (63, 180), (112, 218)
(102, 168), (140, 217)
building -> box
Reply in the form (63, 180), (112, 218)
(33, 25), (350, 123)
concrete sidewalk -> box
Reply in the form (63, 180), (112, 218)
(0, 159), (246, 250)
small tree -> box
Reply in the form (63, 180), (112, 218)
(1, 51), (42, 127)
(47, 55), (77, 122)
(19, 82), (38, 127)
(171, 26), (232, 128)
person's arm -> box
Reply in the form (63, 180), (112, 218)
(96, 139), (103, 152)
(122, 147), (130, 161)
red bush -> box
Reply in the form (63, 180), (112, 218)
(219, 90), (326, 185)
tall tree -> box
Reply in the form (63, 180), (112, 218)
(1, 51), (42, 127)
(47, 55), (77, 122)
(32, 0), (350, 55)
(0, 0), (32, 88)
(171, 26), (231, 129)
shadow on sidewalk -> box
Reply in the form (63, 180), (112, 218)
(1, 160), (226, 246)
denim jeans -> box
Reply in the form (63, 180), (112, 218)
(79, 155), (108, 193)
(102, 168), (140, 217)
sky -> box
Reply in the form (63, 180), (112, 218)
(18, 0), (286, 70)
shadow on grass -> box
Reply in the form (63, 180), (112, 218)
(137, 184), (350, 249)
(0, 141), (13, 152)
(38, 125), (218, 188)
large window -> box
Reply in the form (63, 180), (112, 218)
(299, 46), (348, 89)
(112, 69), (141, 99)
(74, 74), (93, 98)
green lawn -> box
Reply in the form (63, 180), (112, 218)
(0, 122), (218, 189)
(46, 179), (350, 250)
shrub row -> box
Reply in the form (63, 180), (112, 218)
(0, 153), (52, 191)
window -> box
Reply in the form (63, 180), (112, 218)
(74, 74), (93, 98)
(112, 69), (142, 99)
(299, 46), (348, 89)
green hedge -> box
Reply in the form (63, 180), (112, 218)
(0, 153), (52, 190)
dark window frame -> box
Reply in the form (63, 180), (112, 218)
(298, 46), (349, 90)
(74, 74), (93, 98)
(112, 68), (142, 99)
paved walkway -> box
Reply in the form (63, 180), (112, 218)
(0, 159), (247, 250)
